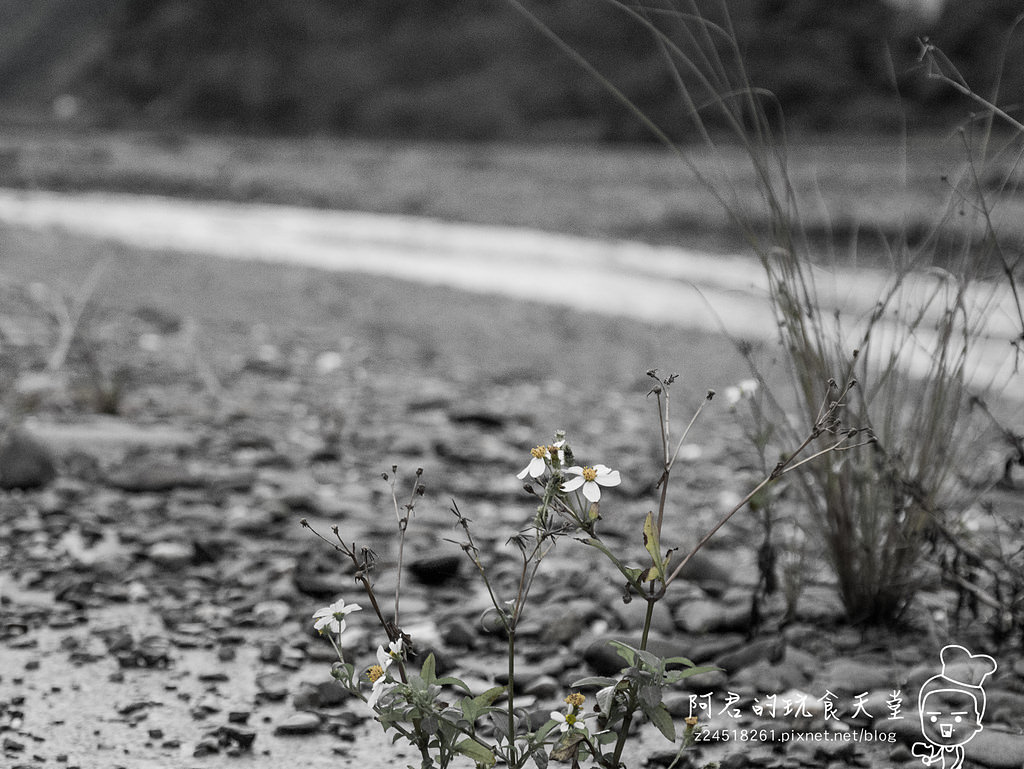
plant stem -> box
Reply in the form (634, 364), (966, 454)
(608, 598), (656, 769)
(507, 627), (517, 766)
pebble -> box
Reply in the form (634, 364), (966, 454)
(256, 670), (291, 701)
(105, 459), (202, 492)
(673, 598), (752, 634)
(146, 541), (195, 569)
(0, 429), (56, 489)
(815, 657), (897, 696)
(407, 553), (462, 586)
(274, 711), (322, 735)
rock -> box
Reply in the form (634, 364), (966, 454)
(146, 541), (195, 569)
(966, 727), (1024, 769)
(671, 551), (733, 597)
(316, 679), (350, 707)
(440, 617), (477, 649)
(540, 599), (595, 646)
(889, 743), (913, 763)
(816, 658), (896, 696)
(715, 636), (786, 675)
(252, 600), (291, 627)
(582, 635), (629, 677)
(408, 553), (462, 586)
(0, 429), (56, 489)
(256, 670), (290, 701)
(274, 711), (322, 735)
(215, 724), (257, 751)
(616, 596), (677, 637)
(106, 458), (204, 493)
(24, 417), (194, 457)
(673, 598), (752, 634)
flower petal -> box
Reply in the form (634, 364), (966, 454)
(595, 470), (621, 487)
(582, 481), (601, 503)
(563, 466), (584, 476)
(561, 476), (585, 493)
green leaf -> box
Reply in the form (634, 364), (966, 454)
(634, 648), (663, 671)
(461, 697), (481, 724)
(473, 685), (508, 709)
(420, 653), (437, 685)
(550, 731), (587, 762)
(488, 712), (508, 742)
(638, 683), (661, 709)
(531, 747), (549, 769)
(644, 702), (675, 742)
(665, 665), (720, 683)
(532, 719), (558, 743)
(454, 738), (496, 768)
(642, 512), (664, 582)
(435, 676), (472, 693)
(661, 656), (696, 668)
(608, 640), (637, 666)
(570, 675), (618, 689)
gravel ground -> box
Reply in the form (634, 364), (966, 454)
(1, 220), (1023, 769)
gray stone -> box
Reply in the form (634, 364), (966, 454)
(966, 727), (1024, 769)
(407, 553), (462, 586)
(107, 459), (202, 493)
(146, 540), (195, 569)
(252, 600), (291, 627)
(672, 551), (734, 597)
(816, 657), (896, 696)
(673, 598), (752, 634)
(0, 429), (56, 489)
(715, 636), (786, 675)
(274, 711), (322, 735)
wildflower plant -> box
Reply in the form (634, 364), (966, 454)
(498, 0), (1024, 625)
(304, 370), (865, 768)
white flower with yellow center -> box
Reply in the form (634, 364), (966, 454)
(550, 696), (589, 733)
(366, 638), (404, 709)
(517, 440), (565, 479)
(561, 464), (621, 502)
(312, 597), (362, 636)
(517, 445), (551, 479)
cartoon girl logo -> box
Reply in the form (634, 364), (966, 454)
(911, 644), (998, 769)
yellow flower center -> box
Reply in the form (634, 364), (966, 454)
(684, 716), (699, 727)
(564, 693), (585, 709)
(581, 466), (598, 482)
(530, 446), (547, 459)
(566, 713), (577, 726)
(367, 665), (384, 683)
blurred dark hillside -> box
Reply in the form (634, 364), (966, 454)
(1, 0), (1022, 139)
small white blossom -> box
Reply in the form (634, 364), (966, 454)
(365, 638), (405, 710)
(378, 638), (404, 671)
(312, 597), (362, 636)
(550, 708), (587, 733)
(724, 378), (759, 406)
(561, 464), (621, 502)
(516, 440), (565, 479)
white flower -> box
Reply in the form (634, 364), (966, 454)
(516, 440), (565, 480)
(365, 638), (404, 710)
(561, 464), (621, 502)
(550, 708), (586, 733)
(724, 378), (759, 406)
(378, 638), (404, 671)
(312, 597), (362, 635)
